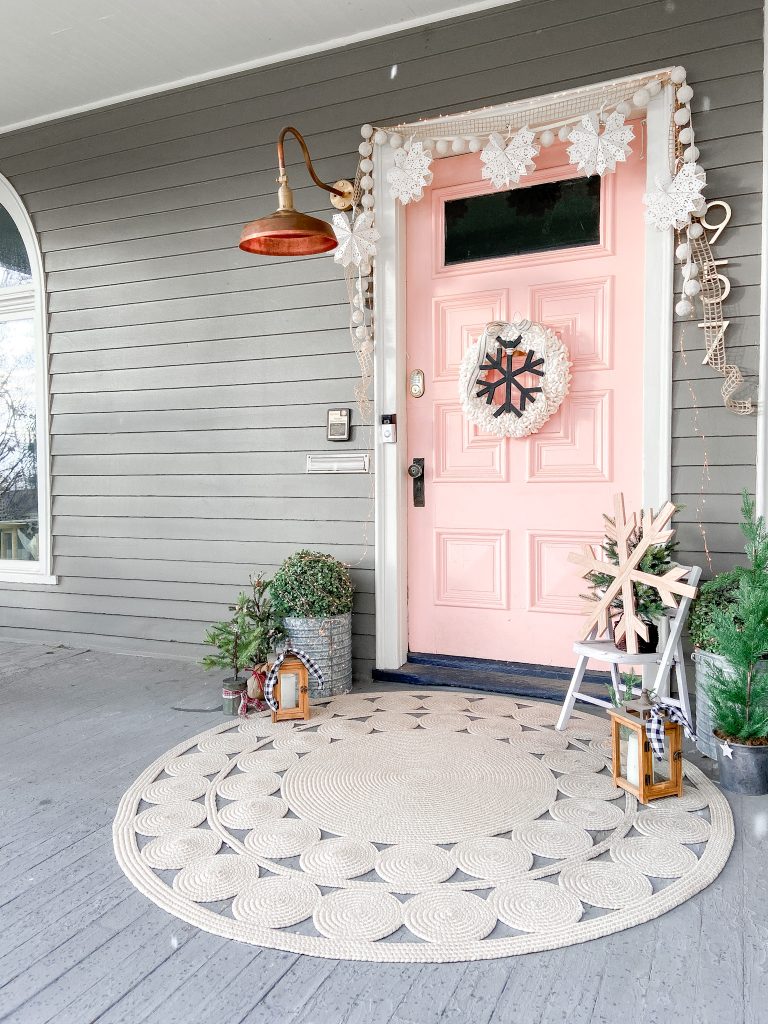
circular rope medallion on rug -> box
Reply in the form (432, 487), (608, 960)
(114, 690), (734, 963)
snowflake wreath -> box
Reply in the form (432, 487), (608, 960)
(459, 321), (571, 438)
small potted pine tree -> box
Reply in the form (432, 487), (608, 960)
(243, 573), (286, 704)
(702, 496), (768, 794)
(689, 492), (768, 759)
(201, 593), (263, 714)
(269, 550), (354, 698)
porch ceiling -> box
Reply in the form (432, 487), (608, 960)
(0, 0), (515, 135)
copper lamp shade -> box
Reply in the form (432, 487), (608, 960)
(239, 126), (353, 257)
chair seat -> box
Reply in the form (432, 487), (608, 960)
(572, 640), (667, 664)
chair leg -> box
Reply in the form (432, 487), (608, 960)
(609, 663), (623, 703)
(556, 656), (589, 731)
(673, 642), (693, 724)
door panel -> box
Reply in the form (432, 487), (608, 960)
(405, 131), (645, 668)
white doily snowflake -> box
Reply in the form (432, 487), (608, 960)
(567, 111), (634, 177)
(387, 141), (433, 205)
(332, 211), (379, 268)
(643, 163), (707, 231)
(480, 128), (539, 189)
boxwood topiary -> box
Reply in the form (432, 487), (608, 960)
(688, 569), (742, 653)
(270, 550), (354, 619)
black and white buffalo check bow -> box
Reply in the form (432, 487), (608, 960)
(263, 647), (324, 712)
(645, 701), (696, 760)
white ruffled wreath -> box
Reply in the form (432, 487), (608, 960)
(459, 321), (571, 438)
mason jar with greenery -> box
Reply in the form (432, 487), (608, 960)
(270, 550), (354, 699)
(201, 575), (285, 715)
(201, 593), (263, 714)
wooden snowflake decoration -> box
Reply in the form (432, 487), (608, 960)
(567, 111), (634, 177)
(480, 127), (539, 189)
(643, 163), (706, 231)
(569, 494), (697, 655)
(387, 141), (433, 205)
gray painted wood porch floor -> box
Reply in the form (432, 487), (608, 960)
(0, 639), (764, 1024)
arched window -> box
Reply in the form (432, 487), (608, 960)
(0, 173), (54, 583)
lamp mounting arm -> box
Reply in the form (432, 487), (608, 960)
(277, 126), (345, 198)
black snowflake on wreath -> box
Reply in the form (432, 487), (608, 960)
(476, 335), (544, 418)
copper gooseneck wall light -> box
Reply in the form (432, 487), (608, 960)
(239, 126), (354, 257)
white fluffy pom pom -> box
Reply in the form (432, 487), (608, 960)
(360, 124), (374, 139)
(673, 107), (691, 126)
(675, 299), (694, 317)
(361, 193), (374, 209)
(671, 66), (687, 84)
(685, 262), (700, 278)
(683, 146), (700, 163)
(678, 127), (693, 145)
(632, 89), (650, 108)
(675, 242), (690, 261)
(684, 278), (701, 297)
(558, 125), (571, 142)
(677, 84), (693, 104)
(688, 222), (704, 239)
(451, 137), (467, 154)
(539, 129), (555, 147)
(373, 130), (387, 146)
(360, 174), (373, 190)
(389, 133), (403, 149)
(647, 80), (662, 97)
(616, 101), (632, 116)
(467, 137), (482, 153)
(435, 139), (451, 156)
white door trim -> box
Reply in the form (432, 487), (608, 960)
(373, 77), (675, 670)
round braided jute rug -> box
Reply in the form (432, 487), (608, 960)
(113, 691), (734, 963)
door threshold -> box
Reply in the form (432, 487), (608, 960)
(372, 652), (608, 703)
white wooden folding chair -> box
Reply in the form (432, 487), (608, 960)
(555, 564), (701, 731)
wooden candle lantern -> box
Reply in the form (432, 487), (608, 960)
(271, 654), (311, 723)
(608, 691), (683, 804)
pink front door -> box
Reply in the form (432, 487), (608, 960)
(405, 134), (645, 668)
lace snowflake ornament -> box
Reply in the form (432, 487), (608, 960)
(332, 211), (379, 268)
(643, 163), (707, 231)
(567, 111), (634, 177)
(480, 128), (539, 189)
(387, 141), (433, 205)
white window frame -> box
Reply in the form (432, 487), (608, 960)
(0, 172), (56, 585)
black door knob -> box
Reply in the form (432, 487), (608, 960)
(408, 462), (424, 479)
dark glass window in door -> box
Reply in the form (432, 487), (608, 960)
(444, 176), (601, 266)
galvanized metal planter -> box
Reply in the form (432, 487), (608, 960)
(693, 649), (727, 759)
(694, 649), (768, 759)
(283, 612), (352, 699)
(716, 738), (768, 795)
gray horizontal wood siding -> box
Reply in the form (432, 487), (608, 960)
(0, 0), (762, 670)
